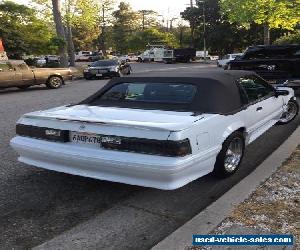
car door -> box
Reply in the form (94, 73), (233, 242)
(15, 63), (35, 86)
(238, 75), (283, 143)
(0, 61), (16, 88)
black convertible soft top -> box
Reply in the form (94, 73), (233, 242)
(80, 70), (257, 114)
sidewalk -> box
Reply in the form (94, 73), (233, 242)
(153, 127), (300, 250)
(195, 145), (299, 250)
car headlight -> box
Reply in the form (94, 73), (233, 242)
(83, 69), (89, 73)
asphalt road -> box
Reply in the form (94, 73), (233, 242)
(0, 63), (299, 250)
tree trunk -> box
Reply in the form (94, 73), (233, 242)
(190, 24), (195, 48)
(264, 24), (270, 45)
(52, 0), (68, 67)
(67, 26), (75, 66)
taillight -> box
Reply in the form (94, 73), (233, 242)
(16, 124), (69, 142)
(101, 136), (192, 157)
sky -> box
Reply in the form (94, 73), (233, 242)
(15, 0), (191, 25)
(120, 0), (190, 18)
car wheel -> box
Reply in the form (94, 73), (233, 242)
(46, 76), (63, 89)
(213, 131), (245, 177)
(18, 86), (30, 90)
(277, 100), (299, 125)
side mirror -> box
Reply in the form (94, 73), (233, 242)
(87, 64), (91, 67)
(275, 89), (289, 97)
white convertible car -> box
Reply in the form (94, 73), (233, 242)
(11, 71), (299, 190)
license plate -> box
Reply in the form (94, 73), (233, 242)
(70, 132), (102, 147)
(96, 73), (102, 77)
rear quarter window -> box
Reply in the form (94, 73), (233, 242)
(0, 62), (12, 72)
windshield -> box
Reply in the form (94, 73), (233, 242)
(91, 60), (118, 67)
(90, 82), (197, 106)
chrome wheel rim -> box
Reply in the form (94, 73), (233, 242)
(224, 137), (243, 172)
(279, 102), (298, 123)
(50, 77), (61, 88)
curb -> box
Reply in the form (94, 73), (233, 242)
(152, 126), (300, 250)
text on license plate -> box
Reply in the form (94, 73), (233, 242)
(70, 132), (101, 146)
(96, 73), (102, 76)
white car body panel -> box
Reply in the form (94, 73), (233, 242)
(10, 88), (295, 190)
(218, 53), (243, 68)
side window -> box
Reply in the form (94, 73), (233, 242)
(238, 76), (274, 103)
(0, 62), (13, 72)
(16, 63), (28, 70)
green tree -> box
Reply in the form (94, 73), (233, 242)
(128, 28), (179, 52)
(0, 1), (56, 58)
(220, 0), (300, 45)
(181, 6), (203, 47)
(98, 0), (115, 56)
(68, 0), (101, 51)
(112, 2), (140, 53)
(138, 10), (158, 30)
(33, 0), (107, 64)
(274, 30), (300, 45)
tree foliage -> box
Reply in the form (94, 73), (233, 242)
(274, 30), (300, 45)
(112, 2), (140, 53)
(0, 0), (56, 58)
(129, 28), (179, 52)
(220, 0), (300, 30)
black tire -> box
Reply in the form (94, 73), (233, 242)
(84, 75), (93, 80)
(46, 76), (63, 89)
(213, 131), (245, 177)
(18, 85), (30, 90)
(276, 100), (299, 125)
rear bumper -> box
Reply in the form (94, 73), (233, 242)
(10, 136), (217, 190)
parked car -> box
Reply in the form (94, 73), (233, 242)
(128, 53), (139, 62)
(227, 45), (300, 86)
(119, 55), (130, 62)
(88, 52), (104, 62)
(83, 59), (131, 80)
(173, 48), (196, 63)
(217, 53), (243, 68)
(0, 60), (73, 89)
(45, 55), (60, 63)
(75, 51), (92, 62)
(10, 70), (298, 190)
(35, 57), (47, 66)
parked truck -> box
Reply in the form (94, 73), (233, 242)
(138, 45), (196, 63)
(227, 45), (300, 89)
(0, 60), (73, 90)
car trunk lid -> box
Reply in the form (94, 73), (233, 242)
(23, 105), (200, 131)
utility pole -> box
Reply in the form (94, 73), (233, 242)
(198, 1), (206, 62)
(169, 18), (178, 32)
(190, 0), (193, 7)
(203, 2), (206, 62)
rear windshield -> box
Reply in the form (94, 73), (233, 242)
(91, 82), (197, 105)
(91, 60), (118, 67)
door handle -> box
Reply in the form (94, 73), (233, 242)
(256, 107), (263, 111)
